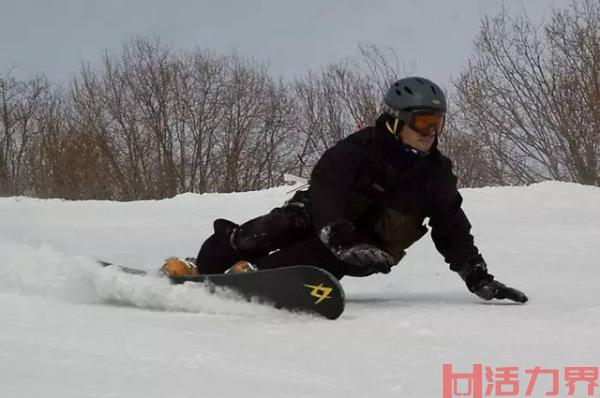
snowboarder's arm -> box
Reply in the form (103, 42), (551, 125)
(457, 257), (528, 303)
(309, 141), (395, 274)
(429, 194), (528, 303)
(427, 176), (480, 269)
(427, 161), (528, 303)
(319, 219), (396, 274)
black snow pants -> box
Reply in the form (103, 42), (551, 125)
(195, 191), (353, 279)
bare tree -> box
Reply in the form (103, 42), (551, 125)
(453, 0), (600, 186)
(290, 45), (407, 177)
(216, 54), (295, 192)
(0, 38), (413, 199)
(438, 109), (495, 188)
(0, 74), (50, 195)
(66, 39), (299, 197)
(171, 50), (227, 193)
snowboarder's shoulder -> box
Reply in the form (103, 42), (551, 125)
(321, 126), (377, 158)
(426, 149), (459, 187)
(429, 148), (454, 172)
(340, 126), (378, 146)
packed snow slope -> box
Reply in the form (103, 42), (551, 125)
(1, 181), (599, 398)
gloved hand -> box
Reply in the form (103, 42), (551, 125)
(458, 257), (528, 303)
(319, 220), (396, 274)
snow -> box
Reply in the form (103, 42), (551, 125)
(1, 181), (599, 397)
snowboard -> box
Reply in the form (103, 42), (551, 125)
(99, 261), (345, 320)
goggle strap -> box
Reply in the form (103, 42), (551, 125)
(385, 118), (400, 136)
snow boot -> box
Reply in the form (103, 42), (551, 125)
(161, 257), (199, 277)
(224, 260), (257, 274)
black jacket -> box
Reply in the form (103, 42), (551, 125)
(308, 116), (481, 272)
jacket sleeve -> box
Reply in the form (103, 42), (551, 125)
(308, 140), (364, 231)
(427, 161), (482, 271)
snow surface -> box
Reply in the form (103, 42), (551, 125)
(1, 181), (599, 397)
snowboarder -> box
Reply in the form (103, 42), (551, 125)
(163, 76), (528, 303)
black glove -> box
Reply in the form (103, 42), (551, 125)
(319, 220), (396, 274)
(458, 257), (528, 303)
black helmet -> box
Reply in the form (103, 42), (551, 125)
(383, 77), (447, 116)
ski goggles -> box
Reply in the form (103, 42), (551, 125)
(402, 110), (446, 136)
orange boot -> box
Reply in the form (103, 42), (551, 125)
(161, 257), (199, 277)
(224, 260), (257, 274)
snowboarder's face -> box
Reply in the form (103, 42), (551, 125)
(399, 124), (436, 152)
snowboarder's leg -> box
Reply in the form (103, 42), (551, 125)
(194, 204), (311, 274)
(253, 236), (361, 280)
(195, 219), (243, 274)
(231, 205), (311, 256)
